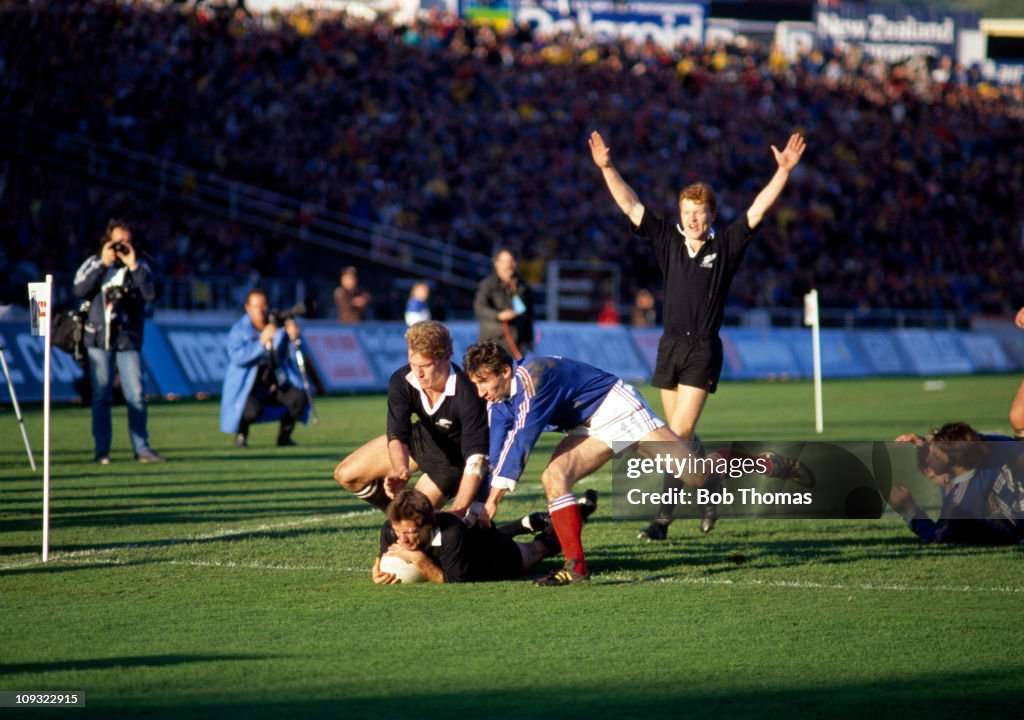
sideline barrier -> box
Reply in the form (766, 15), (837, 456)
(1, 319), (1021, 403)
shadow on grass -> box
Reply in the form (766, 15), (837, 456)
(4, 653), (273, 675)
(580, 527), (1024, 579)
(58, 669), (1024, 719)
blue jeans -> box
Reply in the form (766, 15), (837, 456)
(88, 347), (149, 457)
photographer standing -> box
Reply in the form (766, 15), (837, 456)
(73, 219), (164, 464)
(220, 289), (308, 447)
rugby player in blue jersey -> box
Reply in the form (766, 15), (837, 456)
(463, 341), (715, 586)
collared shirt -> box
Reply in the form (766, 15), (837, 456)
(386, 362), (489, 463)
(635, 209), (754, 337)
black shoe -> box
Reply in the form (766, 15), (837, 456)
(524, 511), (550, 533)
(533, 560), (590, 586)
(580, 489), (598, 522)
(534, 529), (561, 555)
(764, 452), (816, 488)
(498, 511), (550, 539)
(234, 433), (248, 448)
(277, 435), (298, 447)
(638, 519), (670, 541)
(700, 503), (718, 534)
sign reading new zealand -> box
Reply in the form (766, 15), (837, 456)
(816, 4), (979, 63)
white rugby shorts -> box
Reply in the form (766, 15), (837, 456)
(570, 380), (664, 448)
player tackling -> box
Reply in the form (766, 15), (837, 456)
(463, 341), (715, 586)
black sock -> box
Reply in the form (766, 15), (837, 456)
(354, 480), (391, 512)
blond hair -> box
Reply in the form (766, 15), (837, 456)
(405, 321), (452, 360)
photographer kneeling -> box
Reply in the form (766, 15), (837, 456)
(73, 218), (163, 464)
(220, 289), (308, 447)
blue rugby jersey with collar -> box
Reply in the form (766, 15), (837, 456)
(487, 355), (619, 492)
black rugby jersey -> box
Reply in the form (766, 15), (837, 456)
(386, 363), (489, 463)
(633, 209), (755, 337)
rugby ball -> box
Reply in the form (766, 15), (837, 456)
(379, 553), (427, 584)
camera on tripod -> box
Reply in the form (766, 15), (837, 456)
(267, 298), (315, 326)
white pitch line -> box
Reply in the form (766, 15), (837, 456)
(599, 571), (1024, 594)
(5, 551), (1022, 595)
(0, 509), (376, 572)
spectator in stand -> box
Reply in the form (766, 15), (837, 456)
(334, 266), (371, 323)
(631, 289), (657, 328)
(597, 298), (620, 326)
(404, 281), (432, 326)
(1, 2), (1022, 315)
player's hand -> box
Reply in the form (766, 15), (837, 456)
(384, 475), (409, 499)
(387, 545), (422, 564)
(477, 500), (499, 528)
(116, 240), (138, 271)
(100, 240), (119, 267)
(371, 557), (399, 585)
(888, 485), (914, 512)
(894, 433), (924, 445)
(771, 133), (806, 172)
(589, 131), (612, 168)
(1016, 306), (1024, 329)
(496, 309), (517, 322)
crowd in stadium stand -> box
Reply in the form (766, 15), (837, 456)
(1, 0), (1022, 315)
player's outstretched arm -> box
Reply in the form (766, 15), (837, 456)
(746, 132), (806, 230)
(448, 454), (487, 520)
(590, 131), (645, 226)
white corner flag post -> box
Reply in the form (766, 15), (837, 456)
(28, 275), (53, 562)
(803, 289), (823, 434)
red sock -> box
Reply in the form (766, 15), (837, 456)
(549, 494), (588, 576)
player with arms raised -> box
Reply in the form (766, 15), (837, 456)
(590, 129), (807, 539)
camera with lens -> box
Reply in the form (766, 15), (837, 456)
(111, 242), (130, 254)
(267, 298), (315, 326)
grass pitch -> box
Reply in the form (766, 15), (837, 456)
(2, 375), (1023, 718)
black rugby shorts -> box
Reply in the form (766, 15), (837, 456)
(409, 422), (465, 497)
(651, 334), (723, 393)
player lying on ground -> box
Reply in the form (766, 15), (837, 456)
(334, 321), (494, 523)
(463, 341), (717, 587)
(890, 422), (1024, 544)
(373, 488), (598, 584)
